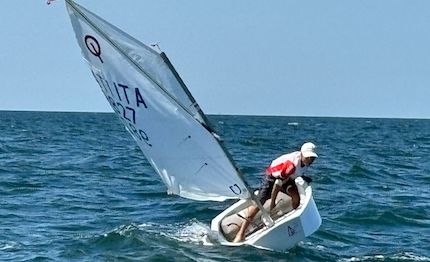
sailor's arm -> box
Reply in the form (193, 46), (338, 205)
(270, 160), (295, 210)
(270, 179), (283, 211)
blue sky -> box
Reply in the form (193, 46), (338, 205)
(1, 0), (429, 118)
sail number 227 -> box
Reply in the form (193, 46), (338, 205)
(91, 69), (152, 147)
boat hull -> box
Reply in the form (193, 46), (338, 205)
(210, 177), (321, 251)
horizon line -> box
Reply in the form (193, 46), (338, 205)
(0, 109), (428, 121)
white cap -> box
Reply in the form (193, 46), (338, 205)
(301, 142), (318, 158)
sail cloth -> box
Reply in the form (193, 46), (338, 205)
(66, 0), (250, 201)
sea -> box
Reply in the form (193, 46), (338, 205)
(0, 111), (429, 261)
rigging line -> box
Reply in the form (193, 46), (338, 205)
(159, 52), (209, 125)
(66, 0), (204, 126)
(236, 213), (259, 228)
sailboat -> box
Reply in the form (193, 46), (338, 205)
(65, 0), (321, 251)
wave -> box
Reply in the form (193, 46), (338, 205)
(0, 241), (20, 251)
(339, 252), (430, 262)
(335, 207), (430, 228)
(161, 219), (217, 246)
(85, 220), (217, 249)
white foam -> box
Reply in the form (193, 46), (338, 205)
(112, 223), (140, 236)
(391, 252), (430, 261)
(339, 255), (384, 262)
(99, 223), (147, 239)
(300, 241), (326, 251)
(135, 220), (217, 246)
(339, 252), (430, 262)
(0, 241), (19, 251)
(164, 219), (217, 246)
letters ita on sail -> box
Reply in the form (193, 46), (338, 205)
(66, 0), (251, 202)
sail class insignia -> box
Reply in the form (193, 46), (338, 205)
(84, 35), (103, 63)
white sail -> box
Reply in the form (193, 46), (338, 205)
(66, 0), (250, 201)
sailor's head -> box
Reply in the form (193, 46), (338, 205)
(301, 142), (318, 166)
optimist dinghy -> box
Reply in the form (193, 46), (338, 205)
(211, 177), (321, 251)
(65, 0), (321, 251)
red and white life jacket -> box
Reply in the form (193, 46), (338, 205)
(266, 151), (307, 179)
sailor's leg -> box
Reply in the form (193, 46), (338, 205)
(286, 183), (300, 209)
(232, 205), (258, 243)
(233, 175), (274, 243)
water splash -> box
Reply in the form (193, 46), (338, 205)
(98, 220), (218, 247)
(163, 219), (218, 246)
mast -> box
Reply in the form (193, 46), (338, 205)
(160, 50), (274, 225)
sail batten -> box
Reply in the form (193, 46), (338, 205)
(66, 0), (250, 201)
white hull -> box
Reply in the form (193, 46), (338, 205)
(211, 177), (321, 251)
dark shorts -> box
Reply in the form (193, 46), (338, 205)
(257, 175), (296, 205)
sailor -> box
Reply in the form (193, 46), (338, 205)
(233, 142), (318, 243)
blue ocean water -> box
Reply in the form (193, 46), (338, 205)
(0, 111), (429, 261)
